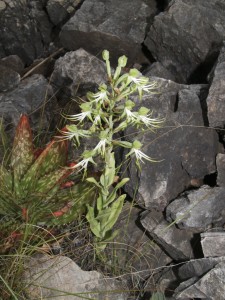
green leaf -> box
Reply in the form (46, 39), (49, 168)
(86, 205), (102, 238)
(20, 138), (68, 192)
(0, 166), (12, 191)
(0, 118), (9, 159)
(99, 194), (125, 236)
(149, 292), (166, 300)
(48, 183), (97, 226)
(97, 194), (103, 211)
(103, 178), (129, 208)
(35, 167), (71, 194)
(104, 151), (115, 187)
(114, 178), (129, 190)
(11, 115), (35, 182)
(86, 177), (101, 188)
(103, 191), (116, 209)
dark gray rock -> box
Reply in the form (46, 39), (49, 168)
(113, 204), (172, 282)
(51, 49), (108, 103)
(166, 185), (225, 230)
(123, 77), (218, 210)
(0, 65), (20, 92)
(0, 74), (57, 133)
(0, 55), (24, 74)
(145, 0), (225, 83)
(201, 232), (225, 257)
(217, 153), (225, 186)
(207, 43), (225, 128)
(23, 254), (128, 300)
(143, 62), (176, 81)
(175, 261), (225, 299)
(177, 257), (225, 281)
(60, 0), (157, 65)
(0, 1), (53, 65)
(141, 210), (195, 260)
(46, 0), (82, 26)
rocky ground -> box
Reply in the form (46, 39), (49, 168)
(1, 0), (225, 299)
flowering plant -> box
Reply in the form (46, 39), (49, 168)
(63, 50), (163, 251)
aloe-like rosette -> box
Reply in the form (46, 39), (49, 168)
(0, 115), (96, 239)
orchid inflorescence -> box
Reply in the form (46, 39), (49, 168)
(62, 50), (163, 173)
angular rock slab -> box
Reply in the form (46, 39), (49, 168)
(0, 1), (52, 64)
(0, 74), (57, 132)
(201, 232), (225, 257)
(145, 0), (225, 83)
(166, 185), (225, 230)
(0, 64), (20, 92)
(177, 257), (225, 281)
(123, 78), (218, 210)
(0, 55), (24, 74)
(113, 204), (172, 281)
(143, 62), (176, 81)
(141, 211), (195, 260)
(216, 153), (225, 186)
(51, 49), (108, 102)
(207, 44), (225, 128)
(23, 254), (128, 300)
(175, 261), (225, 299)
(60, 0), (157, 65)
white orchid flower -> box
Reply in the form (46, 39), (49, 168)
(121, 100), (137, 123)
(94, 139), (107, 155)
(126, 140), (156, 163)
(124, 108), (137, 122)
(67, 111), (91, 122)
(94, 130), (111, 156)
(137, 107), (164, 128)
(74, 150), (96, 172)
(93, 114), (101, 125)
(87, 84), (109, 105)
(66, 103), (93, 123)
(58, 125), (90, 146)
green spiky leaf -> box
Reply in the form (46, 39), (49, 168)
(11, 115), (34, 182)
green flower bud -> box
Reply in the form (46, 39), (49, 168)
(102, 50), (109, 61)
(118, 55), (127, 67)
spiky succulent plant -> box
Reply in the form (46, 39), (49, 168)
(0, 115), (96, 240)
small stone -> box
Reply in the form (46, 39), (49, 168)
(201, 232), (225, 257)
(0, 1), (6, 10)
(166, 186), (225, 230)
(0, 65), (20, 92)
